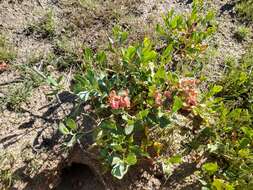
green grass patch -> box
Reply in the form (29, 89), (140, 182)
(236, 0), (253, 22)
(0, 35), (16, 63)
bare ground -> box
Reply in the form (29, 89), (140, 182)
(0, 0), (251, 189)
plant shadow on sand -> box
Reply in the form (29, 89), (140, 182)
(2, 89), (201, 189)
(12, 135), (201, 190)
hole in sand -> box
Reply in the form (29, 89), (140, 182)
(54, 163), (105, 190)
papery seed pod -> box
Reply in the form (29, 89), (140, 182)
(154, 91), (163, 106)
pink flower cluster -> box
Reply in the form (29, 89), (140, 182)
(153, 78), (199, 111)
(179, 78), (199, 108)
(154, 90), (172, 107)
(108, 90), (130, 109)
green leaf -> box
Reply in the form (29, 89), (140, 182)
(83, 48), (93, 62)
(98, 79), (107, 93)
(66, 118), (77, 130)
(241, 127), (253, 139)
(225, 184), (234, 190)
(100, 120), (117, 130)
(169, 155), (182, 164)
(159, 115), (171, 128)
(125, 153), (137, 165)
(238, 148), (250, 158)
(120, 31), (128, 43)
(66, 135), (77, 147)
(162, 44), (173, 61)
(162, 162), (173, 177)
(111, 143), (123, 152)
(239, 137), (250, 148)
(154, 66), (166, 82)
(143, 38), (152, 50)
(172, 96), (183, 113)
(78, 91), (90, 101)
(206, 11), (215, 21)
(96, 51), (107, 64)
(212, 179), (223, 190)
(59, 122), (70, 135)
(212, 179), (234, 190)
(142, 50), (157, 63)
(86, 69), (96, 85)
(209, 85), (223, 97)
(202, 162), (219, 175)
(125, 124), (134, 135)
(123, 46), (137, 63)
(138, 109), (149, 119)
(46, 76), (58, 87)
(111, 156), (122, 166)
(111, 163), (128, 179)
(170, 17), (178, 29)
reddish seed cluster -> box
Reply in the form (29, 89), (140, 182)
(0, 62), (8, 72)
(108, 90), (130, 109)
(154, 90), (172, 107)
(154, 91), (163, 106)
(179, 78), (199, 108)
(153, 78), (198, 110)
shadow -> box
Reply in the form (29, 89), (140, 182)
(219, 2), (236, 17)
(0, 127), (43, 149)
(177, 0), (193, 4)
(1, 91), (77, 150)
(162, 162), (200, 189)
(0, 78), (24, 86)
(18, 119), (35, 129)
(40, 91), (77, 118)
(21, 169), (57, 190)
(10, 149), (65, 190)
(32, 129), (61, 151)
(0, 134), (19, 144)
(14, 144), (105, 190)
(54, 163), (105, 190)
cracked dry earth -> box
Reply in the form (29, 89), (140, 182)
(0, 0), (250, 189)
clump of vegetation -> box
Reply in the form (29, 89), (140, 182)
(236, 0), (253, 22)
(0, 152), (16, 189)
(21, 0), (250, 188)
(197, 44), (253, 189)
(5, 82), (33, 110)
(0, 65), (44, 110)
(0, 35), (16, 63)
(50, 36), (83, 70)
(234, 25), (251, 42)
(219, 44), (253, 111)
(58, 0), (217, 180)
(27, 10), (55, 39)
(156, 0), (216, 73)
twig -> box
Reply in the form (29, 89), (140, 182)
(36, 0), (44, 8)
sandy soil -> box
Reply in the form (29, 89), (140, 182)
(0, 0), (251, 189)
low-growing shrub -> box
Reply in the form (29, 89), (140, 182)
(0, 35), (16, 63)
(52, 0), (253, 188)
(234, 25), (251, 42)
(156, 0), (216, 73)
(57, 0), (217, 180)
(198, 45), (253, 189)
